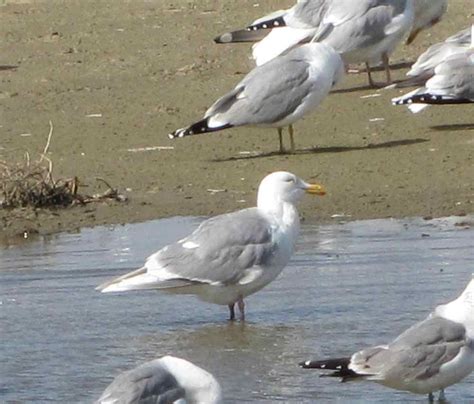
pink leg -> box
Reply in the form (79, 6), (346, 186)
(365, 62), (376, 88)
(382, 53), (391, 85)
(228, 303), (235, 321)
(237, 297), (245, 321)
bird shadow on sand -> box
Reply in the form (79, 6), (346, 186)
(0, 65), (18, 71)
(361, 61), (413, 72)
(211, 138), (429, 162)
(430, 123), (474, 132)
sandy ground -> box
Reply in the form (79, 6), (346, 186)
(1, 0), (473, 241)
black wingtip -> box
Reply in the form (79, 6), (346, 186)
(402, 94), (474, 105)
(299, 357), (351, 370)
(247, 16), (286, 31)
(300, 357), (359, 380)
(168, 118), (233, 139)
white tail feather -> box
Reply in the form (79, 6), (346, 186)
(97, 266), (192, 293)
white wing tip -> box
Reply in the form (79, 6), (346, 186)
(408, 103), (428, 113)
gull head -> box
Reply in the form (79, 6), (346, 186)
(436, 275), (474, 329)
(257, 171), (325, 209)
(161, 356), (222, 404)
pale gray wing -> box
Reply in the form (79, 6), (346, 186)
(208, 53), (312, 126)
(287, 0), (329, 28)
(425, 53), (474, 99)
(97, 360), (185, 404)
(350, 316), (468, 382)
(318, 1), (402, 54)
(446, 27), (472, 44)
(407, 41), (470, 80)
(148, 208), (276, 285)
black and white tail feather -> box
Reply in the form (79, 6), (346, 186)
(299, 357), (363, 382)
(168, 119), (233, 139)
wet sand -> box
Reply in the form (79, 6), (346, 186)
(1, 0), (473, 239)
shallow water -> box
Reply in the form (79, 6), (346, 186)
(1, 216), (473, 403)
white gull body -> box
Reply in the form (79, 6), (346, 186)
(97, 356), (222, 404)
(301, 276), (474, 401)
(97, 172), (325, 320)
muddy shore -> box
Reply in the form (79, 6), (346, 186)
(1, 0), (473, 241)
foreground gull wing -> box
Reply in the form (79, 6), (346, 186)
(97, 208), (277, 294)
(145, 208), (275, 286)
(97, 360), (185, 404)
(98, 356), (222, 404)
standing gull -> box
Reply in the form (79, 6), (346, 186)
(168, 42), (343, 154)
(97, 171), (326, 321)
(96, 356), (222, 404)
(305, 0), (415, 86)
(300, 276), (474, 401)
(392, 44), (474, 112)
(216, 0), (415, 87)
(406, 0), (448, 44)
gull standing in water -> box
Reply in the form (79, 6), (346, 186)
(406, 0), (448, 44)
(392, 30), (474, 112)
(216, 0), (415, 87)
(96, 356), (222, 404)
(168, 43), (343, 154)
(300, 276), (474, 402)
(97, 172), (326, 321)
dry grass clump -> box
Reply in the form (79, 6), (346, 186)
(0, 159), (80, 208)
(0, 121), (125, 209)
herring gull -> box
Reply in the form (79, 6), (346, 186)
(300, 276), (474, 401)
(168, 42), (343, 154)
(96, 356), (222, 404)
(97, 171), (326, 321)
